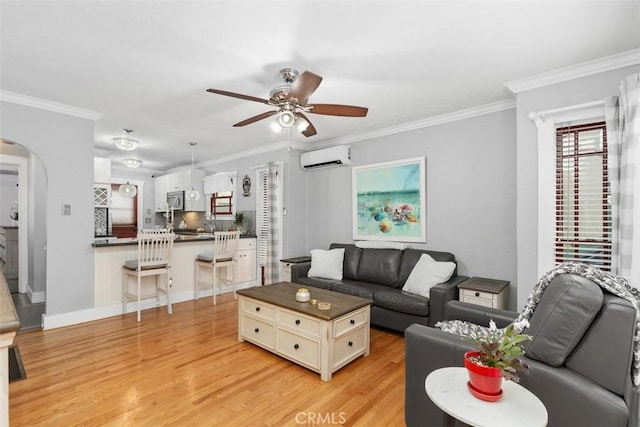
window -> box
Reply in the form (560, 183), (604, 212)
(111, 183), (138, 238)
(555, 121), (611, 270)
(211, 191), (233, 215)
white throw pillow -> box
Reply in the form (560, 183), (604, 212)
(402, 254), (456, 298)
(308, 248), (345, 280)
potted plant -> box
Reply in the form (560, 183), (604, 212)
(462, 319), (532, 400)
(231, 212), (245, 234)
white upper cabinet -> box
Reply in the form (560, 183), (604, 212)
(94, 157), (111, 183)
(155, 170), (206, 212)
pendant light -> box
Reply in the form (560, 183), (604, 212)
(119, 181), (137, 197)
(185, 142), (200, 201)
(113, 129), (138, 151)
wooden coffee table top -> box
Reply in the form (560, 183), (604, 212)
(236, 282), (372, 321)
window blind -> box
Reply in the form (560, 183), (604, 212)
(555, 121), (611, 271)
(256, 169), (268, 267)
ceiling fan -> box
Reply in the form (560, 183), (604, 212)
(206, 68), (368, 137)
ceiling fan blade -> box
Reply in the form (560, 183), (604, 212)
(233, 110), (278, 127)
(207, 88), (271, 105)
(288, 71), (323, 104)
(306, 104), (368, 117)
(296, 112), (317, 137)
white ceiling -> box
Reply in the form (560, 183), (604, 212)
(1, 1), (639, 172)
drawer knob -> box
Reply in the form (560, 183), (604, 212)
(295, 319), (301, 325)
(475, 292), (480, 297)
(254, 328), (259, 333)
(255, 307), (260, 312)
(350, 319), (355, 325)
(294, 344), (299, 350)
(348, 341), (353, 347)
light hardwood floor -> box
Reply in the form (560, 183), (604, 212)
(9, 293), (406, 426)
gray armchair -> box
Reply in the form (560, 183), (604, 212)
(405, 273), (639, 427)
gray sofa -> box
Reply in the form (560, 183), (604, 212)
(405, 273), (639, 427)
(290, 243), (468, 332)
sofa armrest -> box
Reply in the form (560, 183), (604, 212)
(444, 300), (517, 328)
(428, 275), (468, 327)
(404, 323), (473, 426)
(290, 262), (311, 283)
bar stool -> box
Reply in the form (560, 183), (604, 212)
(194, 231), (241, 305)
(122, 229), (175, 322)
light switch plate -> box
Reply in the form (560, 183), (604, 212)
(62, 204), (71, 215)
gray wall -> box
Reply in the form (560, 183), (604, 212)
(515, 65), (640, 308)
(1, 101), (95, 315)
(305, 109), (519, 308)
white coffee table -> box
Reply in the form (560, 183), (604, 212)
(425, 367), (548, 427)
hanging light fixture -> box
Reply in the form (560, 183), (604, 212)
(278, 110), (296, 128)
(185, 142), (200, 201)
(119, 181), (137, 197)
(123, 158), (142, 168)
(113, 128), (138, 151)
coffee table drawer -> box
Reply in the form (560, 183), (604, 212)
(277, 328), (320, 370)
(333, 326), (366, 369)
(241, 297), (276, 322)
(241, 316), (275, 349)
(333, 306), (369, 338)
(277, 310), (321, 338)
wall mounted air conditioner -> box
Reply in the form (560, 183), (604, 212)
(300, 145), (351, 170)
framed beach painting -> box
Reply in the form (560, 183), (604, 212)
(352, 157), (426, 242)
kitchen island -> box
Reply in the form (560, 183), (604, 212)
(93, 234), (257, 310)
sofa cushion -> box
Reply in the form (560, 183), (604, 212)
(356, 248), (402, 287)
(397, 249), (456, 288)
(331, 280), (388, 300)
(329, 243), (362, 280)
(308, 248), (345, 280)
(402, 254), (456, 298)
(374, 289), (430, 317)
(525, 274), (604, 367)
(294, 276), (337, 290)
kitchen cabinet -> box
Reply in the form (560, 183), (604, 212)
(94, 157), (111, 183)
(0, 227), (18, 279)
(237, 238), (257, 283)
(94, 157), (112, 208)
(154, 175), (167, 212)
(155, 170), (206, 212)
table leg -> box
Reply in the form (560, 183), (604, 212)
(443, 412), (456, 427)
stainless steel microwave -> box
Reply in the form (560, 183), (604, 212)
(167, 191), (185, 210)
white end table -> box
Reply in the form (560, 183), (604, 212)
(425, 367), (547, 427)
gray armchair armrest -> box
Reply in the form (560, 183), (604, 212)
(444, 300), (517, 328)
(428, 275), (468, 326)
(290, 262), (311, 283)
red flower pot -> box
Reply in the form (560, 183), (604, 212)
(464, 350), (503, 397)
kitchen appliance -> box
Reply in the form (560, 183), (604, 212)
(167, 191), (185, 210)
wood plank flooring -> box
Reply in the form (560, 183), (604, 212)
(9, 293), (406, 426)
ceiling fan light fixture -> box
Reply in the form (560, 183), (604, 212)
(118, 181), (137, 197)
(113, 129), (138, 151)
(278, 110), (295, 128)
(296, 119), (309, 133)
(123, 158), (142, 168)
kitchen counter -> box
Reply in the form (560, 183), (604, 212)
(92, 233), (257, 247)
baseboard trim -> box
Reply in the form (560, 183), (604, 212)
(27, 286), (45, 304)
(42, 281), (255, 330)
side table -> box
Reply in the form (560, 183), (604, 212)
(458, 277), (509, 309)
(425, 367), (547, 427)
(280, 256), (311, 282)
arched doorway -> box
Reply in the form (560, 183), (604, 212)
(1, 139), (47, 331)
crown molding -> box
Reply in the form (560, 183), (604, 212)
(0, 90), (103, 121)
(505, 49), (640, 94)
(305, 99), (516, 151)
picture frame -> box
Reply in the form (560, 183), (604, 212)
(352, 157), (426, 242)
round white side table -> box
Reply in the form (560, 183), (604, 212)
(425, 367), (548, 427)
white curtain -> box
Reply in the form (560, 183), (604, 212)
(265, 162), (282, 284)
(605, 73), (640, 285)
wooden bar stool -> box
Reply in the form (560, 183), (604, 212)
(122, 229), (175, 322)
(194, 231), (241, 305)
